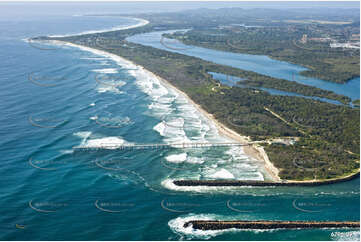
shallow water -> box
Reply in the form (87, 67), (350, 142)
(0, 13), (359, 241)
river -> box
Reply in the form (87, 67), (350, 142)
(127, 29), (360, 101)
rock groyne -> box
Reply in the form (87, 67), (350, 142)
(173, 171), (360, 187)
(184, 220), (360, 230)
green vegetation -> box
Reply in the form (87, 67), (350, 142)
(49, 7), (360, 181)
(352, 99), (360, 107)
(166, 20), (359, 83)
(203, 64), (351, 104)
(263, 96), (360, 180)
(54, 33), (359, 180)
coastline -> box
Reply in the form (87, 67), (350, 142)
(47, 39), (281, 182)
(154, 72), (281, 182)
(47, 18), (149, 38)
(3, 7), (358, 241)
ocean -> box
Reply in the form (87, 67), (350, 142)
(0, 4), (359, 241)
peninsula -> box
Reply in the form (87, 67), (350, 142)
(41, 8), (360, 182)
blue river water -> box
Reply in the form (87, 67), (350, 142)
(208, 72), (344, 106)
(127, 30), (360, 101)
(0, 11), (359, 242)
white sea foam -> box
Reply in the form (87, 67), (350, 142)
(177, 103), (196, 112)
(206, 168), (235, 179)
(97, 86), (124, 94)
(98, 61), (110, 66)
(167, 136), (192, 145)
(100, 79), (127, 87)
(168, 214), (240, 240)
(153, 122), (166, 136)
(50, 33), (265, 190)
(185, 117), (202, 128)
(174, 96), (188, 105)
(161, 178), (273, 194)
(232, 163), (257, 170)
(226, 146), (254, 161)
(47, 18), (149, 38)
(90, 103), (96, 106)
(80, 57), (108, 60)
(74, 131), (92, 139)
(74, 131), (92, 146)
(148, 103), (172, 112)
(168, 212), (291, 239)
(237, 171), (264, 181)
(60, 149), (74, 155)
(165, 153), (187, 163)
(98, 116), (133, 127)
(161, 178), (234, 193)
(165, 117), (184, 128)
(153, 119), (189, 144)
(132, 71), (169, 99)
(96, 78), (126, 94)
(74, 131), (129, 149)
(92, 68), (118, 74)
(83, 136), (128, 149)
(187, 156), (205, 164)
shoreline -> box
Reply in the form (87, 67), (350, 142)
(48, 39), (280, 181)
(47, 17), (149, 38)
(39, 37), (360, 184)
(34, 19), (357, 184)
(155, 73), (281, 182)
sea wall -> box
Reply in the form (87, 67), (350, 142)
(173, 171), (360, 187)
(184, 220), (360, 230)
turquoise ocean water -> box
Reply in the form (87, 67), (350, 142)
(0, 5), (359, 241)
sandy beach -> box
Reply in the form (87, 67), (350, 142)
(153, 71), (281, 182)
(46, 37), (281, 182)
(47, 18), (149, 38)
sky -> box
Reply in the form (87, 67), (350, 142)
(0, 1), (359, 18)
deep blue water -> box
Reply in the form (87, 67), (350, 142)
(0, 7), (359, 242)
(127, 30), (360, 101)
